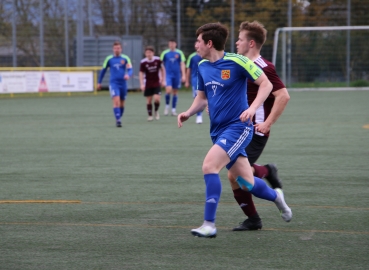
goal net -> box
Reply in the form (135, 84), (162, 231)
(272, 26), (369, 91)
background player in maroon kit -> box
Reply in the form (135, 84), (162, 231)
(231, 21), (291, 231)
(139, 46), (166, 121)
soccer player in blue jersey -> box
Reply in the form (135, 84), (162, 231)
(185, 44), (203, 124)
(97, 41), (133, 127)
(160, 39), (186, 116)
(177, 23), (292, 238)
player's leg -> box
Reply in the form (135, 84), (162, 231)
(192, 87), (203, 124)
(144, 88), (154, 121)
(171, 88), (178, 116)
(110, 84), (122, 127)
(118, 85), (127, 125)
(146, 96), (153, 121)
(170, 76), (181, 116)
(228, 170), (262, 231)
(153, 87), (161, 120)
(230, 133), (267, 231)
(248, 134), (282, 189)
(230, 157), (292, 222)
(191, 144), (230, 238)
(164, 76), (172, 115)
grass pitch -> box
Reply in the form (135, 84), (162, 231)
(0, 90), (368, 269)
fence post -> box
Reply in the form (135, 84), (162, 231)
(230, 0), (235, 53)
(64, 0), (69, 67)
(12, 0), (17, 67)
(77, 0), (84, 66)
(282, 30), (286, 85)
(287, 0), (292, 87)
(177, 0), (181, 48)
(346, 0), (351, 86)
(40, 0), (44, 67)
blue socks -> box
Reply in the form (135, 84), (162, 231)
(172, 95), (178, 109)
(113, 108), (120, 121)
(165, 94), (170, 105)
(236, 176), (277, 201)
(197, 111), (202, 117)
(120, 107), (124, 118)
(204, 174), (222, 222)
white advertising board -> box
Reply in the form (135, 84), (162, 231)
(0, 71), (94, 94)
(59, 72), (94, 92)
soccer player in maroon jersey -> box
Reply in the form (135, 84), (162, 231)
(231, 21), (291, 231)
(139, 46), (166, 121)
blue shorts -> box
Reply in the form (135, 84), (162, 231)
(166, 75), (181, 89)
(211, 123), (254, 170)
(109, 83), (127, 100)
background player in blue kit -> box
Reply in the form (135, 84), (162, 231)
(185, 45), (203, 124)
(177, 23), (292, 238)
(160, 39), (186, 116)
(98, 41), (133, 127)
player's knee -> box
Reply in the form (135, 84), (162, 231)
(227, 171), (236, 183)
(202, 161), (219, 174)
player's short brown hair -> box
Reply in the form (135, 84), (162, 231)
(145, 46), (155, 53)
(113, 41), (122, 47)
(196, 23), (229, 51)
(239, 21), (267, 49)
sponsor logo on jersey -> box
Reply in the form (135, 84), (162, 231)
(221, 70), (230, 80)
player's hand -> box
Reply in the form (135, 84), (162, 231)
(97, 84), (101, 91)
(124, 75), (129, 80)
(181, 76), (186, 83)
(206, 106), (209, 115)
(240, 107), (256, 123)
(254, 122), (271, 134)
(177, 112), (190, 128)
(185, 81), (189, 88)
(140, 85), (145, 91)
(161, 79), (166, 88)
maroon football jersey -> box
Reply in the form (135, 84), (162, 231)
(140, 56), (162, 88)
(247, 56), (286, 137)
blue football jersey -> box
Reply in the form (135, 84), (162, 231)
(160, 49), (186, 77)
(197, 52), (263, 136)
(186, 52), (202, 86)
(98, 54), (132, 85)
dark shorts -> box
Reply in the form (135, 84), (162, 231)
(144, 87), (161, 97)
(245, 133), (269, 165)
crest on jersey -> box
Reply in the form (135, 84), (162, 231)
(221, 70), (230, 80)
(175, 54), (179, 59)
(121, 60), (126, 64)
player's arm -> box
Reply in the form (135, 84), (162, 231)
(123, 55), (133, 80)
(181, 62), (186, 83)
(185, 54), (192, 88)
(97, 56), (110, 90)
(178, 69), (206, 127)
(178, 91), (207, 128)
(255, 87), (290, 134)
(160, 64), (166, 87)
(185, 67), (191, 88)
(180, 50), (186, 83)
(139, 71), (145, 91)
(240, 72), (272, 122)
